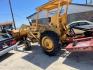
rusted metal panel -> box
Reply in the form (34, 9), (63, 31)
(66, 37), (93, 52)
(68, 11), (93, 23)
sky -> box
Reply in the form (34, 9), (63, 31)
(0, 0), (90, 28)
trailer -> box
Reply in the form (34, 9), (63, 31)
(0, 42), (18, 56)
(66, 37), (93, 52)
(0, 33), (17, 56)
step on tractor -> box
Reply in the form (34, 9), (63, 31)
(12, 0), (72, 56)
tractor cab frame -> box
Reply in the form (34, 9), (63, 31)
(27, 0), (71, 42)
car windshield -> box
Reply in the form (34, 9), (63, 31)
(70, 23), (78, 28)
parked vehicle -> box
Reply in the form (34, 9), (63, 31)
(68, 20), (93, 35)
(0, 33), (17, 56)
(69, 20), (93, 28)
(0, 22), (14, 33)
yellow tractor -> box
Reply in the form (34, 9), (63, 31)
(12, 0), (71, 55)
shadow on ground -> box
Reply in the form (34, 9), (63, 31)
(0, 53), (14, 62)
(22, 44), (93, 70)
(22, 45), (65, 69)
(63, 52), (93, 70)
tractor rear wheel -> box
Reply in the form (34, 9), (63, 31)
(40, 33), (61, 56)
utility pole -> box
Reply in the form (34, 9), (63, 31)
(86, 0), (88, 4)
(8, 0), (16, 29)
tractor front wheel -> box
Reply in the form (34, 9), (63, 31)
(24, 38), (32, 51)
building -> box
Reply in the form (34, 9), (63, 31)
(68, 3), (93, 23)
(0, 22), (14, 32)
(27, 2), (93, 24)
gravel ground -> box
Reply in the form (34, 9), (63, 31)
(0, 43), (93, 70)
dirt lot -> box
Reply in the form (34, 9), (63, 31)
(0, 43), (93, 70)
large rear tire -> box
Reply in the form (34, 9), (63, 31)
(40, 33), (61, 56)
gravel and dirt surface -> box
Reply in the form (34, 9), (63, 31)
(0, 43), (93, 70)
